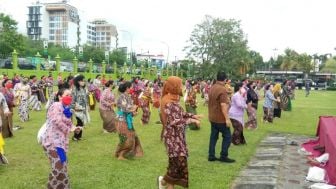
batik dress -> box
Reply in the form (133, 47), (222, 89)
(115, 93), (143, 158)
(42, 102), (72, 189)
(163, 102), (194, 188)
(29, 82), (42, 111)
(0, 88), (14, 137)
(153, 83), (161, 108)
(185, 88), (199, 130)
(99, 88), (116, 133)
(14, 83), (31, 122)
(140, 87), (152, 124)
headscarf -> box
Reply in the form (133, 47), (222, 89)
(160, 76), (183, 139)
(273, 83), (281, 94)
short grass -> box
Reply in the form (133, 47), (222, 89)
(0, 90), (335, 189)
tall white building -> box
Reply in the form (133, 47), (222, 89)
(87, 19), (117, 51)
(26, 0), (86, 47)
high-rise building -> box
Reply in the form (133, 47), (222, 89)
(26, 1), (86, 47)
(87, 19), (118, 51)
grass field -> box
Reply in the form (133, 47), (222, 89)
(0, 90), (335, 189)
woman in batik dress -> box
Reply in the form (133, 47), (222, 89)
(153, 79), (161, 109)
(245, 81), (259, 130)
(115, 81), (143, 160)
(0, 92), (10, 165)
(272, 83), (282, 118)
(158, 76), (201, 189)
(42, 87), (73, 189)
(14, 77), (31, 122)
(140, 81), (152, 125)
(1, 79), (15, 137)
(99, 80), (116, 133)
(29, 75), (42, 111)
(185, 81), (199, 130)
(71, 75), (88, 141)
(229, 83), (247, 145)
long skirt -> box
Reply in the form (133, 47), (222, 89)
(245, 106), (257, 130)
(140, 99), (151, 125)
(99, 108), (116, 133)
(39, 89), (47, 104)
(44, 147), (70, 189)
(231, 118), (246, 145)
(153, 93), (160, 108)
(94, 89), (101, 102)
(115, 121), (143, 158)
(164, 156), (188, 188)
(0, 107), (13, 138)
(29, 95), (42, 111)
(263, 107), (273, 123)
(273, 108), (281, 118)
(185, 105), (199, 130)
(19, 98), (29, 122)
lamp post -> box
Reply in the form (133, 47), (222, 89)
(120, 30), (133, 64)
(161, 41), (169, 68)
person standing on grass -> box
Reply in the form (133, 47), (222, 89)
(99, 80), (117, 133)
(208, 71), (235, 163)
(263, 84), (279, 123)
(0, 92), (11, 165)
(14, 77), (31, 122)
(1, 79), (15, 138)
(229, 82), (248, 145)
(115, 81), (143, 160)
(139, 80), (152, 125)
(272, 83), (282, 118)
(42, 87), (73, 189)
(185, 80), (200, 130)
(245, 81), (259, 130)
(71, 75), (88, 141)
(158, 76), (202, 189)
(305, 80), (311, 97)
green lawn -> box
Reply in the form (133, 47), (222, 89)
(0, 90), (335, 189)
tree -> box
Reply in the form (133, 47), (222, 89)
(185, 15), (250, 79)
(110, 49), (127, 66)
(321, 58), (336, 73)
(0, 13), (25, 58)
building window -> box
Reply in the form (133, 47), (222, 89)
(49, 30), (54, 34)
(49, 23), (55, 27)
(49, 36), (55, 40)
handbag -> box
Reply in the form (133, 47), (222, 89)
(37, 121), (48, 144)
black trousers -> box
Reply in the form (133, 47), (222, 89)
(74, 117), (83, 139)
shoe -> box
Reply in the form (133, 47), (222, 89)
(157, 176), (166, 189)
(208, 157), (218, 162)
(72, 137), (78, 141)
(0, 153), (9, 164)
(219, 157), (235, 163)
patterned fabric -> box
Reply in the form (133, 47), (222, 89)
(0, 107), (13, 138)
(29, 95), (42, 111)
(153, 83), (161, 108)
(140, 88), (152, 124)
(71, 87), (89, 125)
(231, 118), (246, 145)
(263, 107), (274, 123)
(99, 109), (116, 133)
(229, 92), (247, 125)
(163, 102), (193, 158)
(42, 102), (72, 152)
(185, 105), (199, 130)
(245, 106), (257, 129)
(185, 88), (197, 108)
(44, 147), (70, 189)
(14, 83), (31, 122)
(115, 93), (143, 158)
(0, 93), (9, 135)
(115, 121), (143, 158)
(18, 98), (29, 122)
(99, 88), (115, 111)
(164, 156), (188, 188)
(263, 90), (276, 109)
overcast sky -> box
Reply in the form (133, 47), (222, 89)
(1, 0), (336, 61)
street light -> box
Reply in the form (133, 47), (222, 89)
(120, 30), (133, 64)
(161, 41), (169, 67)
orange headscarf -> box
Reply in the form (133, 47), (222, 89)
(159, 76), (183, 139)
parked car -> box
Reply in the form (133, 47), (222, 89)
(3, 58), (37, 70)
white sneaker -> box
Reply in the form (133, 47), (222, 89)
(158, 176), (166, 189)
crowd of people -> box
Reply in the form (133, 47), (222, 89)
(0, 71), (297, 189)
